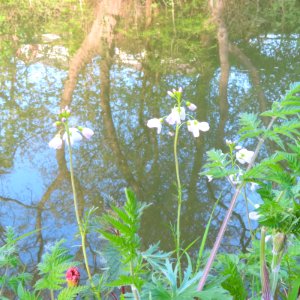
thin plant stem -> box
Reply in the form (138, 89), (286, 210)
(130, 261), (140, 300)
(195, 196), (220, 273)
(50, 290), (55, 300)
(65, 124), (101, 300)
(197, 116), (276, 291)
(174, 122), (182, 282)
(260, 227), (272, 300)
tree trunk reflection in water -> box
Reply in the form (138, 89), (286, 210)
(99, 44), (140, 194)
(61, 0), (123, 107)
(209, 0), (230, 149)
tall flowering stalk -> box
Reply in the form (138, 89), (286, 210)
(147, 88), (209, 281)
(49, 107), (101, 300)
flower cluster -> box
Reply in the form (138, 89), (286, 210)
(66, 267), (80, 287)
(147, 88), (209, 137)
(48, 106), (94, 149)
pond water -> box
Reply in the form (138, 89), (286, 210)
(1, 0), (300, 272)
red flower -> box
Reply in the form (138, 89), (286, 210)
(66, 267), (80, 287)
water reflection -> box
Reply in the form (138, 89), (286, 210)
(0, 0), (300, 272)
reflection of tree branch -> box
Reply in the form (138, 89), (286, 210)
(228, 43), (267, 117)
(0, 196), (37, 209)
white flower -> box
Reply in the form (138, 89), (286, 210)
(48, 134), (63, 149)
(226, 139), (233, 145)
(229, 174), (241, 185)
(265, 235), (272, 243)
(187, 120), (210, 137)
(81, 127), (94, 139)
(250, 182), (259, 191)
(249, 211), (260, 221)
(235, 145), (242, 150)
(166, 107), (186, 125)
(206, 175), (213, 182)
(167, 91), (174, 97)
(147, 118), (162, 134)
(186, 102), (197, 111)
(63, 127), (83, 146)
(236, 148), (254, 164)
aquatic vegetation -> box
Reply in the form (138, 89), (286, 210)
(1, 83), (300, 299)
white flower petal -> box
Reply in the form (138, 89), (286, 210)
(249, 211), (260, 221)
(82, 127), (94, 139)
(48, 135), (63, 149)
(198, 122), (210, 132)
(187, 103), (197, 111)
(147, 118), (162, 134)
(63, 128), (82, 146)
(236, 148), (254, 164)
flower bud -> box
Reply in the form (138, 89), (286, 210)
(66, 267), (80, 287)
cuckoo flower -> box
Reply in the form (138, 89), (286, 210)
(48, 134), (63, 149)
(236, 148), (254, 164)
(63, 127), (83, 146)
(81, 127), (94, 139)
(166, 107), (186, 125)
(187, 120), (209, 137)
(186, 101), (197, 111)
(66, 267), (80, 287)
(147, 118), (162, 134)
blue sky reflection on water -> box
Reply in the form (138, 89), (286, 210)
(1, 1), (300, 271)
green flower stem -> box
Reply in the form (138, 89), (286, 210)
(174, 122), (182, 282)
(65, 124), (101, 300)
(50, 290), (54, 300)
(130, 261), (140, 300)
(271, 232), (285, 297)
(260, 227), (272, 300)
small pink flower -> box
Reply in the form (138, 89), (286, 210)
(66, 267), (80, 287)
(82, 127), (94, 139)
(186, 101), (197, 111)
(48, 134), (63, 149)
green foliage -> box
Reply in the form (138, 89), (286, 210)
(99, 188), (149, 264)
(99, 188), (150, 291)
(57, 286), (88, 300)
(0, 227), (33, 296)
(17, 283), (41, 300)
(216, 255), (247, 300)
(34, 240), (78, 291)
(201, 149), (236, 179)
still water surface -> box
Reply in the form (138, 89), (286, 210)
(0, 1), (300, 270)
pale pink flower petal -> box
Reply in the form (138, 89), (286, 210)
(82, 127), (94, 139)
(63, 128), (82, 146)
(49, 135), (63, 149)
(187, 102), (197, 111)
(166, 107), (185, 125)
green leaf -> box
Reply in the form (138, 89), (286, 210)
(34, 240), (78, 291)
